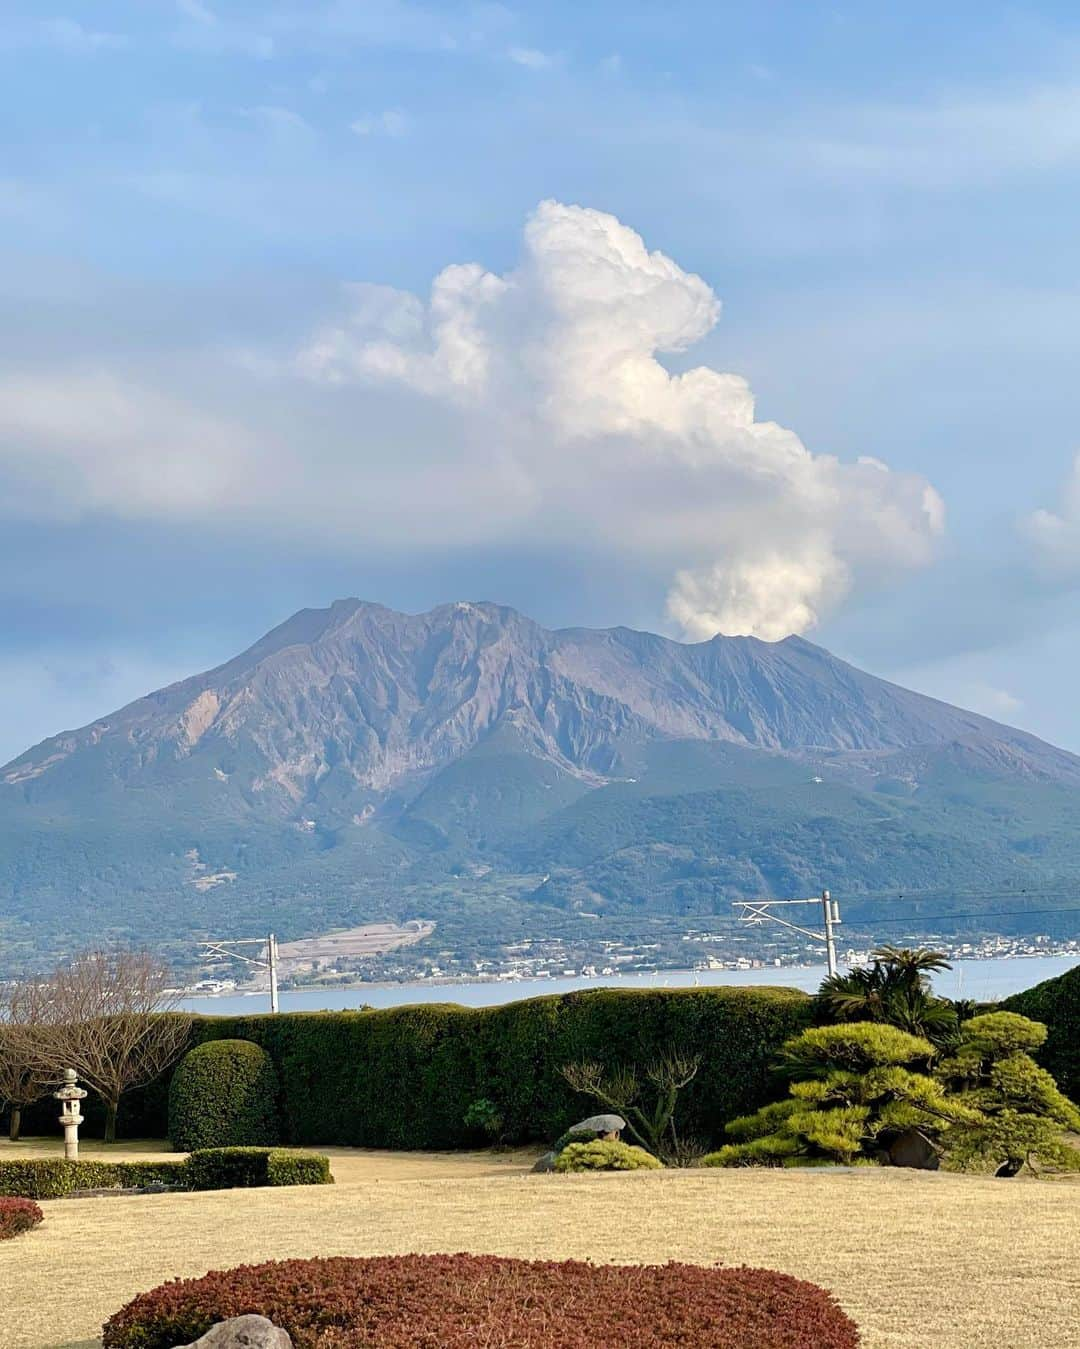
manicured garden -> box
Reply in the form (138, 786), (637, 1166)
(1, 1145), (1078, 1349)
(1, 952), (1077, 1347)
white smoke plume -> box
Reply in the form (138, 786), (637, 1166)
(299, 200), (944, 638)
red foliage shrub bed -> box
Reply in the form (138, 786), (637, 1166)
(103, 1253), (860, 1348)
(0, 1196), (44, 1240)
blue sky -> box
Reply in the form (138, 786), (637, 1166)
(4, 1), (1080, 761)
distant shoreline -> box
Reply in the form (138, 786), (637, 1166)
(179, 949), (1079, 1010)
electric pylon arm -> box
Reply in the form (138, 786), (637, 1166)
(731, 891), (841, 977)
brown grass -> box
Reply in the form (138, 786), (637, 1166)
(1, 1139), (1078, 1349)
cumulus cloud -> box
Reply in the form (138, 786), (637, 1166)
(0, 201), (944, 641)
(1027, 452), (1080, 572)
(297, 200), (944, 638)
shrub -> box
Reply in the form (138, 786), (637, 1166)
(555, 1139), (663, 1172)
(1003, 965), (1080, 1104)
(102, 1253), (860, 1349)
(0, 1159), (187, 1199)
(561, 1051), (700, 1163)
(185, 1148), (333, 1191)
(168, 1039), (280, 1152)
(0, 1196), (43, 1239)
(463, 1097), (505, 1142)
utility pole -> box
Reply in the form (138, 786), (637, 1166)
(821, 889), (838, 979)
(732, 890), (841, 977)
(267, 932), (279, 1014)
(197, 933), (280, 1013)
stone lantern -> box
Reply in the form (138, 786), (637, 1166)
(54, 1068), (88, 1160)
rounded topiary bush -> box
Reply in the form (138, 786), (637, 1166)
(168, 1039), (280, 1153)
(0, 1196), (43, 1240)
(102, 1254), (860, 1349)
(555, 1139), (663, 1172)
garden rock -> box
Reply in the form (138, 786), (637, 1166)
(886, 1128), (940, 1170)
(531, 1150), (558, 1173)
(568, 1114), (625, 1138)
(174, 1314), (293, 1348)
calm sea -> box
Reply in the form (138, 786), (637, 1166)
(179, 952), (1079, 1016)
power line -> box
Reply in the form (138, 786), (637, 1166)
(842, 906), (1080, 926)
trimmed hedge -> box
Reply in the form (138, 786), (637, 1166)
(182, 986), (814, 1150)
(102, 1253), (861, 1349)
(185, 1147), (333, 1191)
(0, 1196), (43, 1239)
(15, 987), (813, 1147)
(1002, 963), (1079, 1104)
(168, 1039), (280, 1152)
(0, 1150), (330, 1199)
(555, 1139), (663, 1171)
(0, 1159), (187, 1199)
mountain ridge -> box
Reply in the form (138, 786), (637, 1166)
(7, 597), (1077, 793)
(3, 597), (1080, 961)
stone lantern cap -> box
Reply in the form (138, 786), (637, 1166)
(54, 1068), (88, 1102)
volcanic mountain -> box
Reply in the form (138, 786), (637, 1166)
(3, 599), (1080, 955)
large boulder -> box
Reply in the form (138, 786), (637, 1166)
(175, 1315), (293, 1348)
(886, 1128), (940, 1170)
(568, 1114), (626, 1138)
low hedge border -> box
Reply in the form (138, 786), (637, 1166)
(0, 1148), (332, 1200)
(186, 1147), (332, 1191)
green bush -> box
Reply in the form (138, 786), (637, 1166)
(1002, 964), (1080, 1104)
(0, 1159), (187, 1199)
(265, 1150), (333, 1187)
(555, 1139), (663, 1171)
(168, 1039), (280, 1152)
(186, 1147), (333, 1191)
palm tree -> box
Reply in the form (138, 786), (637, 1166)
(818, 947), (961, 1047)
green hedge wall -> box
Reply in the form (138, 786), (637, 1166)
(1002, 963), (1079, 1104)
(13, 987), (813, 1148)
(187, 986), (813, 1150)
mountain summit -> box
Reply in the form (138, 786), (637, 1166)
(3, 599), (1080, 954)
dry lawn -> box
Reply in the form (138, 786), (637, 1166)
(1, 1139), (1078, 1349)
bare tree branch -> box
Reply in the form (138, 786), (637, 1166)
(21, 947), (193, 1142)
(0, 982), (54, 1141)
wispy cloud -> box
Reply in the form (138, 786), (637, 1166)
(350, 109), (409, 138)
(171, 0), (274, 59)
(507, 46), (550, 69)
(242, 105), (312, 139)
(2, 18), (130, 52)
